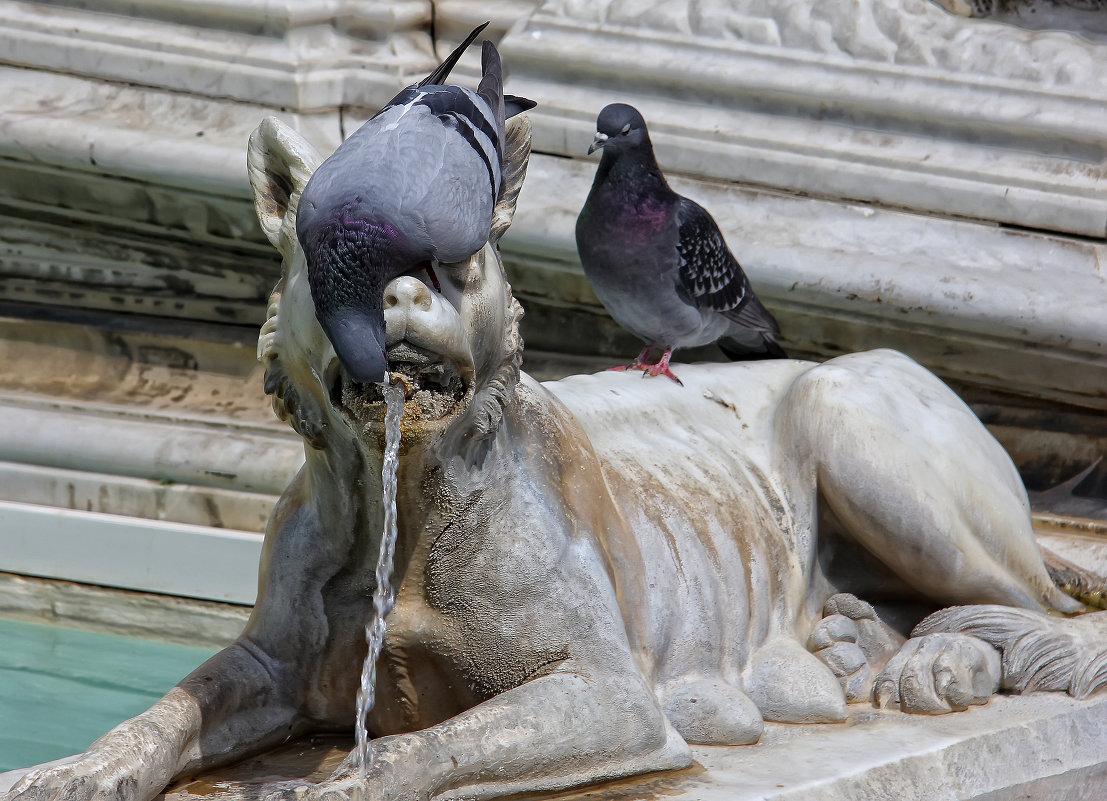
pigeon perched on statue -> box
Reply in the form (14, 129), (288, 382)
(296, 22), (535, 385)
(575, 103), (786, 384)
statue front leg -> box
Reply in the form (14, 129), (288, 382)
(266, 668), (691, 801)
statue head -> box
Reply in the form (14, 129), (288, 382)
(246, 115), (530, 454)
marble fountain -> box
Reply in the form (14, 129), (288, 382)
(1, 2), (1106, 800)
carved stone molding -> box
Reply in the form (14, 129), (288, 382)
(936, 0), (1107, 39)
(0, 0), (434, 111)
(535, 0), (1107, 85)
(501, 0), (1107, 238)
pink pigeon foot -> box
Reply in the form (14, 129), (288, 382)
(608, 345), (656, 373)
(608, 346), (682, 385)
(641, 347), (682, 384)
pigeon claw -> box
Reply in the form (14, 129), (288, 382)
(607, 346), (683, 385)
(642, 362), (683, 385)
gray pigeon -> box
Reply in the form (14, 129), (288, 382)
(297, 22), (535, 385)
(575, 103), (786, 383)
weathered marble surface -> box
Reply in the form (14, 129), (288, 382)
(937, 0), (1107, 39)
(0, 0), (435, 110)
(156, 692), (1106, 801)
(513, 154), (1107, 412)
(0, 572), (248, 650)
(536, 0), (1107, 82)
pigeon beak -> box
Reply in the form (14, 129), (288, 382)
(319, 310), (389, 386)
(587, 132), (609, 155)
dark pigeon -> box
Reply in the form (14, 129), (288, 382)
(575, 103), (786, 384)
(297, 22), (536, 385)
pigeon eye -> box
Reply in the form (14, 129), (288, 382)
(620, 124), (631, 135)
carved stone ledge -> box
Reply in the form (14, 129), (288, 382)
(0, 310), (300, 530)
(0, 1), (1102, 543)
(0, 65), (342, 199)
(0, 572), (247, 649)
(0, 67), (334, 326)
(0, 0), (435, 111)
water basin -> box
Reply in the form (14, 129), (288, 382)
(0, 616), (217, 771)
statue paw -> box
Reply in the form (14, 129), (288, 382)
(808, 614), (872, 702)
(746, 637), (848, 722)
(1, 757), (142, 801)
(873, 632), (1000, 714)
(808, 593), (905, 703)
(661, 678), (763, 745)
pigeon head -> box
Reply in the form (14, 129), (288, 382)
(588, 103), (650, 155)
(299, 204), (422, 387)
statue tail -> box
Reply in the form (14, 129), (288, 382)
(1041, 545), (1107, 610)
(914, 605), (1107, 699)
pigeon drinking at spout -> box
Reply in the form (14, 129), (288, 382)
(296, 22), (535, 385)
(575, 103), (786, 384)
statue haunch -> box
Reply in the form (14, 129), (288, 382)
(6, 115), (1105, 801)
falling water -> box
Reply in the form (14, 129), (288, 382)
(354, 376), (405, 780)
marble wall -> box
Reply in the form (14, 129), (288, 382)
(0, 1), (1103, 596)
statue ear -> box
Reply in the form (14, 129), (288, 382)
(490, 115), (532, 246)
(247, 116), (324, 255)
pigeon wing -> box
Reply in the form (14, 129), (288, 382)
(675, 197), (779, 334)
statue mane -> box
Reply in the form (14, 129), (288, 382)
(470, 288), (524, 441)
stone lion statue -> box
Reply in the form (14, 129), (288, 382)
(5, 114), (1105, 801)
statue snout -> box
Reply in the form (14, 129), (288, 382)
(384, 275), (434, 315)
(383, 276), (473, 372)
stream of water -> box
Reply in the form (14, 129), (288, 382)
(355, 377), (405, 779)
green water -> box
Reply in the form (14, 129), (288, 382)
(0, 617), (218, 772)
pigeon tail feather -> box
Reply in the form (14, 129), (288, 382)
(720, 334), (788, 361)
(504, 95), (538, 118)
(419, 22), (490, 88)
(477, 39), (506, 136)
(722, 292), (782, 336)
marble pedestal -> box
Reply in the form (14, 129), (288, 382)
(3, 692), (1097, 801)
(151, 692), (1107, 800)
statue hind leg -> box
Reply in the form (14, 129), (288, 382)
(780, 350), (1099, 713)
(781, 349), (1083, 616)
